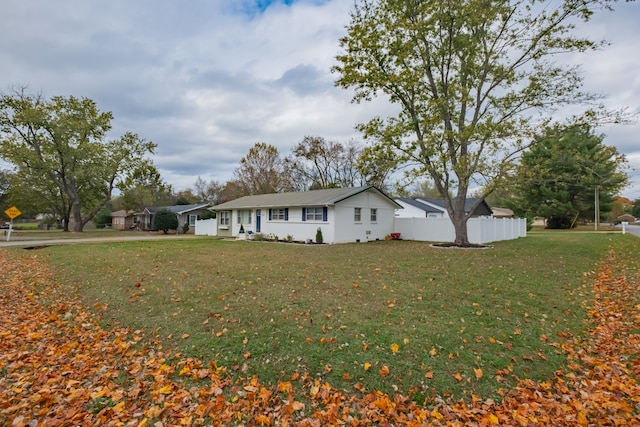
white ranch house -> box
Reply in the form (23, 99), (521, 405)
(197, 187), (526, 244)
(201, 186), (401, 244)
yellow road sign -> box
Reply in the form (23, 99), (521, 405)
(4, 206), (21, 219)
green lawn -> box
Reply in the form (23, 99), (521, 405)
(15, 231), (638, 401)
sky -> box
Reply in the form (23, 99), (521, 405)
(1, 0), (639, 199)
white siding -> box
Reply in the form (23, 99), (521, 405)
(255, 207), (335, 243)
(334, 191), (395, 243)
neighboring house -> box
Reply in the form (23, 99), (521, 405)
(209, 186), (402, 244)
(617, 213), (636, 223)
(395, 197), (493, 218)
(135, 204), (211, 233)
(393, 197), (525, 244)
(110, 210), (136, 230)
(491, 207), (515, 219)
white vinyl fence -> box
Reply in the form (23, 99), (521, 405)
(393, 217), (526, 244)
(195, 218), (218, 236)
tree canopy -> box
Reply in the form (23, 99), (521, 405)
(0, 90), (158, 231)
(511, 124), (627, 228)
(233, 143), (287, 195)
(333, 0), (622, 245)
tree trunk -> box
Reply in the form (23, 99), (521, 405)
(451, 210), (471, 246)
(72, 198), (84, 232)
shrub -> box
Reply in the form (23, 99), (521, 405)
(93, 208), (112, 229)
(200, 210), (216, 220)
(153, 209), (178, 234)
(315, 227), (323, 244)
(182, 223), (190, 234)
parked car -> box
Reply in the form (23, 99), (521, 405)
(0, 222), (10, 229)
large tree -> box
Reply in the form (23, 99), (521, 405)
(333, 0), (621, 245)
(0, 169), (12, 212)
(233, 142), (287, 195)
(285, 136), (365, 190)
(511, 124), (627, 228)
(193, 176), (224, 205)
(118, 166), (174, 212)
(0, 90), (158, 231)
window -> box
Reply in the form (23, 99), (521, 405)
(354, 207), (362, 222)
(306, 207), (323, 221)
(189, 214), (198, 225)
(271, 208), (287, 221)
(370, 208), (377, 222)
(220, 211), (230, 226)
(237, 210), (252, 225)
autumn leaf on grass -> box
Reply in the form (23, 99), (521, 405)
(379, 365), (390, 376)
(364, 362), (372, 371)
(390, 343), (399, 353)
(453, 372), (463, 382)
(429, 347), (437, 356)
(474, 368), (484, 379)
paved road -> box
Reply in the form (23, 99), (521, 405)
(618, 223), (640, 238)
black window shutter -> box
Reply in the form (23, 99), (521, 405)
(284, 208), (289, 221)
(302, 208), (306, 221)
(322, 207), (328, 221)
(269, 209), (272, 220)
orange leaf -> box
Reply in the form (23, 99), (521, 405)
(364, 362), (372, 371)
(390, 343), (399, 353)
(379, 365), (390, 376)
(453, 372), (463, 382)
(474, 368), (483, 379)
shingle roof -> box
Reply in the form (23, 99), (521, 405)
(399, 197), (493, 216)
(142, 204), (210, 215)
(396, 197), (442, 213)
(212, 186), (401, 210)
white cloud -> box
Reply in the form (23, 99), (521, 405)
(1, 0), (638, 198)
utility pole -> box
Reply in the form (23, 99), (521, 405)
(594, 185), (599, 231)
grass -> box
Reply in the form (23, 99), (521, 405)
(10, 230), (638, 400)
(3, 228), (177, 241)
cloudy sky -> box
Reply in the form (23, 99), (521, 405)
(1, 0), (639, 198)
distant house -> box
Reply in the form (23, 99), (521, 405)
(135, 204), (211, 233)
(491, 207), (515, 219)
(394, 197), (493, 218)
(209, 186), (402, 243)
(110, 210), (136, 230)
(617, 213), (636, 224)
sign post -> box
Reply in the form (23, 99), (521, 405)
(4, 206), (22, 242)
